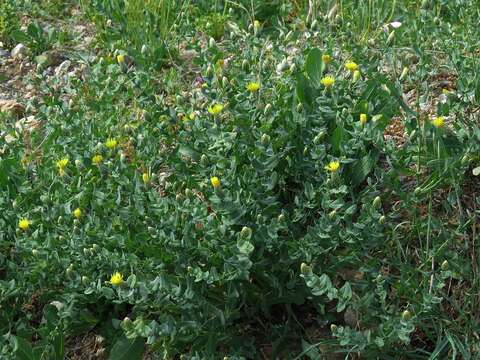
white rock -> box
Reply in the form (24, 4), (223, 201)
(55, 60), (71, 76)
(11, 43), (27, 59)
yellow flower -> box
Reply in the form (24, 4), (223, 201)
(325, 161), (340, 172)
(442, 88), (450, 95)
(56, 158), (69, 170)
(109, 272), (123, 286)
(116, 54), (125, 64)
(253, 20), (261, 30)
(246, 82), (261, 92)
(207, 104), (224, 115)
(320, 76), (335, 88)
(360, 113), (367, 125)
(92, 154), (103, 165)
(210, 176), (220, 188)
(73, 208), (82, 219)
(142, 172), (150, 183)
(345, 61), (359, 72)
(431, 116), (445, 128)
(19, 218), (30, 231)
(189, 112), (196, 120)
(322, 54), (332, 64)
(105, 138), (118, 149)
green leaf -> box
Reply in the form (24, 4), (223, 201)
(330, 126), (345, 153)
(108, 336), (145, 360)
(350, 153), (378, 186)
(301, 339), (321, 360)
(178, 144), (200, 161)
(305, 48), (324, 85)
(336, 282), (352, 312)
(10, 30), (30, 44)
(52, 332), (65, 360)
(237, 239), (254, 254)
(296, 73), (313, 107)
(13, 337), (35, 360)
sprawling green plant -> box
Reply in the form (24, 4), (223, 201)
(2, 0), (480, 359)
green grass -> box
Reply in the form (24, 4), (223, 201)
(1, 0), (480, 359)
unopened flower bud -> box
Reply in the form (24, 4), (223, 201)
(240, 226), (252, 239)
(441, 260), (449, 271)
(353, 70), (361, 82)
(222, 76), (228, 87)
(300, 262), (311, 275)
(200, 154), (208, 166)
(379, 215), (386, 224)
(284, 30), (293, 41)
(373, 196), (382, 209)
(330, 324), (338, 333)
(32, 249), (39, 256)
(400, 66), (409, 80)
(242, 59), (249, 71)
(209, 37), (216, 48)
(296, 103), (303, 113)
(328, 209), (337, 219)
(261, 134), (270, 145)
(402, 310), (412, 321)
(386, 30), (395, 45)
(278, 213), (285, 222)
(264, 103), (272, 114)
(122, 317), (132, 326)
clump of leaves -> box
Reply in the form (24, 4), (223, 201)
(195, 13), (228, 40)
(0, 0), (20, 48)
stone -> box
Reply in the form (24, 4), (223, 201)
(11, 44), (27, 59)
(0, 49), (10, 58)
(0, 99), (25, 116)
(36, 50), (64, 70)
(55, 60), (71, 75)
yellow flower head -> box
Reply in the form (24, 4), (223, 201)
(360, 113), (368, 125)
(109, 272), (123, 286)
(320, 76), (335, 88)
(345, 61), (359, 72)
(18, 218), (30, 231)
(325, 161), (340, 172)
(207, 104), (224, 115)
(116, 54), (125, 64)
(210, 176), (220, 188)
(56, 158), (69, 170)
(105, 138), (118, 149)
(253, 20), (261, 30)
(246, 82), (261, 92)
(73, 208), (82, 219)
(322, 54), (332, 64)
(142, 172), (150, 183)
(431, 116), (445, 128)
(92, 154), (103, 165)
